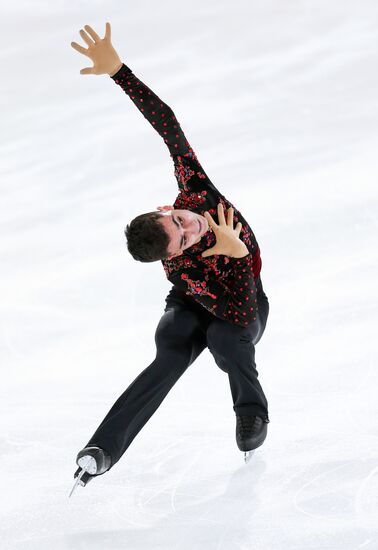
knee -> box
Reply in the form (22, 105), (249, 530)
(154, 325), (193, 374)
(207, 318), (260, 357)
(206, 320), (240, 358)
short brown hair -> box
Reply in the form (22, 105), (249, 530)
(124, 211), (171, 262)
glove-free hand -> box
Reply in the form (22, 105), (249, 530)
(201, 202), (243, 258)
(71, 22), (122, 76)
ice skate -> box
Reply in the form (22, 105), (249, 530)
(69, 446), (112, 498)
(235, 415), (269, 463)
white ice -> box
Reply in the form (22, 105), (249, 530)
(1, 1), (377, 548)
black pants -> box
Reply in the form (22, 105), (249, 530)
(84, 276), (270, 469)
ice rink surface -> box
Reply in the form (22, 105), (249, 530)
(1, 0), (377, 548)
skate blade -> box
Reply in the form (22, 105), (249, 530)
(244, 450), (255, 463)
(68, 456), (94, 498)
(69, 468), (87, 498)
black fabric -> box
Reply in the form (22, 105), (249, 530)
(84, 282), (270, 468)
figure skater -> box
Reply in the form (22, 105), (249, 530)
(69, 22), (270, 496)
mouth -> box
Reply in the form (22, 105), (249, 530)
(198, 218), (202, 234)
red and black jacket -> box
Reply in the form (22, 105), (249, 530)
(111, 63), (262, 327)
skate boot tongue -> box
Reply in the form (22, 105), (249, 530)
(239, 415), (258, 433)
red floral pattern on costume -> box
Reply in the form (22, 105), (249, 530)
(181, 273), (217, 299)
(111, 64), (262, 326)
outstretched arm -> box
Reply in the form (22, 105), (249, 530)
(71, 22), (224, 198)
(71, 22), (191, 159)
(110, 63), (189, 160)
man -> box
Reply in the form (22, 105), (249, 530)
(70, 22), (270, 495)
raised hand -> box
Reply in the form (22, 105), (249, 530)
(71, 22), (122, 76)
(201, 202), (245, 258)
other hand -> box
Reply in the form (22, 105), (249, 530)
(201, 202), (243, 258)
(71, 22), (122, 76)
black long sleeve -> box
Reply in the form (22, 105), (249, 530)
(111, 63), (190, 159)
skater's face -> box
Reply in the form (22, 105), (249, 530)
(156, 205), (210, 259)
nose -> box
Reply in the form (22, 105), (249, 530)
(193, 218), (201, 235)
(183, 218), (199, 238)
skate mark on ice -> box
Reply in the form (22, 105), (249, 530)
(135, 444), (202, 513)
(293, 462), (359, 520)
(354, 464), (378, 528)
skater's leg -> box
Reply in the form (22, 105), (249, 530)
(206, 276), (270, 420)
(83, 289), (210, 469)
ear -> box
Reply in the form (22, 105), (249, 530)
(156, 205), (174, 212)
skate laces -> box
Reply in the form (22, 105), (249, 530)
(237, 415), (259, 435)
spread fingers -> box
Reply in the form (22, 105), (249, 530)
(217, 202), (226, 225)
(70, 41), (90, 56)
(83, 25), (101, 43)
(79, 28), (95, 46)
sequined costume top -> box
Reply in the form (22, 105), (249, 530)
(111, 64), (262, 326)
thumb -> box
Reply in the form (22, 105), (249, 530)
(80, 67), (94, 75)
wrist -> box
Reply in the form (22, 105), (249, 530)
(108, 61), (123, 77)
